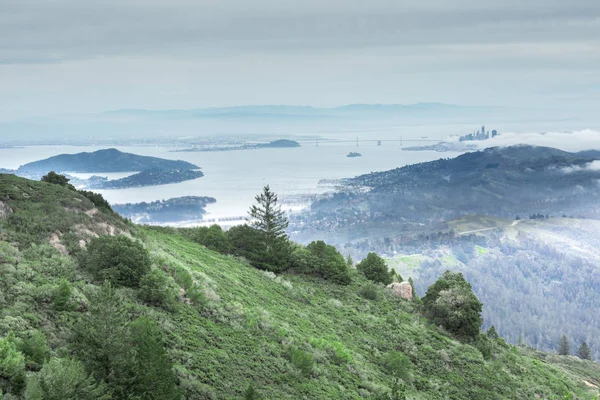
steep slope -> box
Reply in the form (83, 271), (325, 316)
(1, 175), (599, 399)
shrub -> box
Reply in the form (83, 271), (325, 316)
(300, 241), (352, 285)
(288, 347), (314, 377)
(25, 358), (109, 400)
(0, 334), (26, 395)
(357, 253), (393, 285)
(80, 235), (151, 288)
(475, 334), (493, 360)
(138, 269), (179, 310)
(78, 190), (112, 212)
(52, 279), (72, 311)
(41, 172), (75, 190)
(16, 330), (49, 370)
(192, 225), (231, 254)
(359, 283), (380, 301)
(422, 271), (483, 340)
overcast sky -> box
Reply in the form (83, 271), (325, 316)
(1, 0), (599, 121)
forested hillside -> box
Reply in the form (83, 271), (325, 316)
(303, 145), (600, 243)
(387, 216), (600, 362)
(1, 174), (599, 399)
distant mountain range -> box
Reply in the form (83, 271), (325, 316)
(104, 103), (511, 120)
(0, 103), (536, 144)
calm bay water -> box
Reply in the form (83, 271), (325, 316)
(0, 143), (462, 223)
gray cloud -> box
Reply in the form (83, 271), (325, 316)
(1, 0), (599, 63)
(0, 0), (599, 121)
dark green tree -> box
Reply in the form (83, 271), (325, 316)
(25, 358), (109, 400)
(577, 342), (591, 360)
(304, 240), (352, 284)
(41, 171), (75, 190)
(244, 383), (261, 400)
(80, 235), (151, 288)
(357, 252), (393, 285)
(247, 185), (290, 272)
(78, 190), (112, 212)
(52, 278), (72, 311)
(227, 224), (264, 262)
(129, 317), (180, 400)
(558, 335), (570, 356)
(72, 282), (132, 396)
(422, 271), (483, 340)
(486, 325), (499, 340)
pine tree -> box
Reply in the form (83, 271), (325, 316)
(486, 325), (499, 340)
(129, 317), (180, 399)
(247, 185), (290, 271)
(577, 342), (592, 360)
(558, 335), (570, 356)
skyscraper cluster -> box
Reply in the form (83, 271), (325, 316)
(459, 126), (499, 142)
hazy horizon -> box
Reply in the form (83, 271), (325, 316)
(2, 0), (599, 129)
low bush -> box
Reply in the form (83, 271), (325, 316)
(80, 235), (151, 288)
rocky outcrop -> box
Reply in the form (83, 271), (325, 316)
(387, 281), (413, 300)
(0, 201), (13, 219)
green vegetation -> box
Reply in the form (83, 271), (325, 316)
(1, 174), (600, 399)
(579, 343), (593, 361)
(358, 252), (394, 285)
(560, 336), (571, 356)
(248, 185), (291, 272)
(80, 235), (151, 288)
(422, 271), (483, 340)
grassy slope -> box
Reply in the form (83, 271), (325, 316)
(1, 174), (600, 399)
(145, 230), (600, 399)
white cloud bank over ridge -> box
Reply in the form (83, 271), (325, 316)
(560, 160), (600, 173)
(474, 129), (600, 152)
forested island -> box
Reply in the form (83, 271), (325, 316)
(174, 139), (300, 152)
(346, 152), (362, 158)
(112, 196), (216, 223)
(1, 148), (204, 189)
(17, 148), (198, 173)
(85, 169), (204, 190)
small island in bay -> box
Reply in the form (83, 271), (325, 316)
(86, 169), (204, 190)
(112, 196), (217, 223)
(174, 139), (300, 152)
(346, 152), (362, 158)
(4, 148), (204, 189)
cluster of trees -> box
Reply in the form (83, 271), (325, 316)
(414, 231), (600, 361)
(0, 235), (179, 399)
(41, 171), (112, 211)
(558, 335), (592, 360)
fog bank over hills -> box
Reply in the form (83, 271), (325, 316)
(1, 103), (595, 144)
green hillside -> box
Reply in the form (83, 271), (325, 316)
(1, 174), (599, 399)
